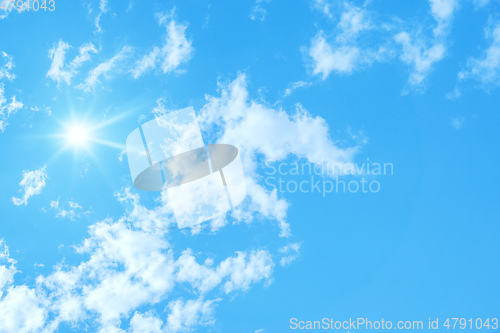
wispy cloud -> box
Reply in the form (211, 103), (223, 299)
(47, 41), (98, 86)
(458, 20), (500, 88)
(250, 0), (271, 21)
(76, 46), (133, 92)
(12, 166), (47, 206)
(49, 199), (88, 220)
(394, 32), (445, 88)
(93, 0), (109, 33)
(0, 52), (23, 133)
(284, 81), (312, 97)
(450, 116), (465, 130)
(308, 2), (391, 80)
(394, 0), (457, 92)
(279, 242), (301, 266)
(307, 0), (457, 91)
(132, 9), (194, 78)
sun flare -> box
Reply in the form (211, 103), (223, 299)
(65, 124), (92, 148)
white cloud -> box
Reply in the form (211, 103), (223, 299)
(337, 3), (371, 41)
(199, 74), (358, 236)
(0, 74), (339, 331)
(93, 0), (110, 33)
(99, 0), (108, 13)
(394, 32), (446, 88)
(5, 186), (281, 331)
(0, 241), (17, 297)
(76, 46), (132, 92)
(450, 116), (465, 130)
(283, 81), (312, 97)
(47, 41), (71, 85)
(312, 0), (333, 19)
(0, 286), (48, 333)
(0, 52), (15, 81)
(218, 250), (274, 293)
(429, 0), (458, 36)
(309, 33), (361, 78)
(393, 0), (457, 90)
(12, 166), (47, 206)
(129, 312), (163, 333)
(458, 21), (500, 88)
(0, 52), (23, 133)
(279, 242), (301, 266)
(0, 242), (46, 332)
(47, 41), (98, 86)
(0, 87), (23, 133)
(307, 0), (456, 90)
(250, 0), (271, 21)
(473, 0), (491, 8)
(132, 10), (194, 78)
(49, 199), (86, 220)
(307, 4), (390, 80)
(165, 298), (218, 333)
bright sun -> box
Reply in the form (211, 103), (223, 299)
(65, 124), (91, 147)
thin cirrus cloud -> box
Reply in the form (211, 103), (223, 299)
(76, 46), (133, 92)
(11, 166), (48, 206)
(49, 199), (89, 220)
(458, 20), (500, 88)
(132, 10), (194, 79)
(46, 9), (194, 91)
(47, 41), (98, 86)
(279, 242), (301, 266)
(0, 52), (23, 133)
(249, 0), (271, 21)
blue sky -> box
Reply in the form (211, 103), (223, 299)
(0, 0), (499, 332)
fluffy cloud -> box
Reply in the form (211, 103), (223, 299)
(132, 10), (194, 78)
(309, 33), (362, 78)
(393, 0), (456, 90)
(0, 241), (47, 332)
(47, 41), (98, 86)
(308, 3), (390, 80)
(0, 183), (278, 331)
(0, 241), (17, 296)
(458, 21), (500, 88)
(199, 74), (358, 236)
(307, 0), (457, 91)
(76, 46), (132, 92)
(164, 298), (218, 332)
(394, 32), (445, 87)
(0, 285), (48, 333)
(0, 73), (357, 330)
(12, 166), (47, 206)
(429, 0), (458, 36)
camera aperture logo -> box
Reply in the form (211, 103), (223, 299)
(264, 159), (393, 196)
